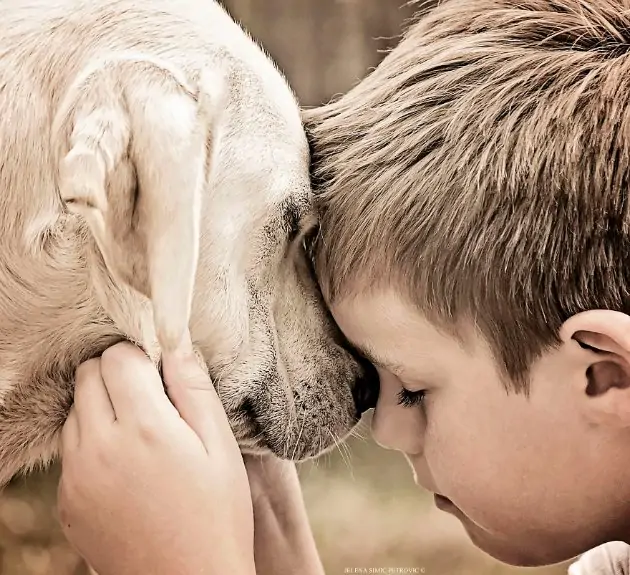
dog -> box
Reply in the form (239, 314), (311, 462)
(0, 0), (378, 486)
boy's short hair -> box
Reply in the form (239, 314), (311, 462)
(304, 0), (630, 389)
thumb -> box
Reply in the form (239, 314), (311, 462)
(161, 333), (234, 451)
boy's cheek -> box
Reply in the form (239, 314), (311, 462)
(425, 432), (530, 531)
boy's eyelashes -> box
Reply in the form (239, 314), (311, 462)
(397, 388), (426, 408)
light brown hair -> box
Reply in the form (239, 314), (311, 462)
(305, 0), (630, 388)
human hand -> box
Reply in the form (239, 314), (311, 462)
(568, 541), (630, 575)
(57, 339), (255, 575)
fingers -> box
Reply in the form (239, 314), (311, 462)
(61, 408), (80, 451)
(74, 338), (233, 453)
(73, 358), (115, 428)
(98, 342), (178, 422)
(161, 340), (234, 452)
(64, 357), (114, 449)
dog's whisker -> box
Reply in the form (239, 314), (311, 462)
(290, 408), (307, 461)
(319, 436), (328, 470)
(327, 428), (353, 477)
(342, 439), (354, 472)
(350, 426), (367, 442)
(283, 393), (300, 459)
(339, 432), (353, 460)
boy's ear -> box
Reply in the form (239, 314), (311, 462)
(54, 60), (224, 353)
(560, 310), (630, 427)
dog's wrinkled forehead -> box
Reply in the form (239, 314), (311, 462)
(202, 144), (316, 287)
(232, 148), (316, 249)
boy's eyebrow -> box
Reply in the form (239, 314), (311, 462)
(347, 340), (407, 375)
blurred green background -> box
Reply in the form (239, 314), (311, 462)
(0, 1), (573, 574)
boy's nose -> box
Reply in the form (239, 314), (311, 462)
(351, 361), (379, 417)
(372, 407), (425, 455)
(371, 373), (425, 455)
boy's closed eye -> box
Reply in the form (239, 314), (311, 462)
(397, 388), (426, 407)
(344, 338), (430, 408)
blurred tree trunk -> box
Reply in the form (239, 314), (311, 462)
(221, 0), (422, 106)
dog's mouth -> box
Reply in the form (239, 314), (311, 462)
(226, 398), (269, 453)
(226, 394), (357, 460)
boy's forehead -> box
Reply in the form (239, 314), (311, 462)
(331, 289), (480, 376)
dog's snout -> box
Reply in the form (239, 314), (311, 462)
(352, 361), (380, 416)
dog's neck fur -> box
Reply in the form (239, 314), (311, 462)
(0, 115), (154, 472)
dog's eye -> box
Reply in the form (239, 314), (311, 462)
(282, 200), (302, 242)
(302, 224), (319, 257)
(284, 210), (300, 242)
(281, 198), (315, 243)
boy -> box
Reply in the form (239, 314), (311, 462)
(57, 0), (630, 573)
(306, 0), (630, 565)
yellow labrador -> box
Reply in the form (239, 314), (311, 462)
(0, 0), (377, 485)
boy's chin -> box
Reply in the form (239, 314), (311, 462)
(461, 520), (580, 567)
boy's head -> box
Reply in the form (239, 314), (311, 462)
(305, 0), (630, 566)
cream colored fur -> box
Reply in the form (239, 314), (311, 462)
(0, 0), (371, 486)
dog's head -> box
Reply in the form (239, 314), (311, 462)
(54, 50), (377, 460)
(187, 65), (380, 459)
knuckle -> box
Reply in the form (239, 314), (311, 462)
(89, 430), (119, 465)
(93, 435), (114, 463)
(135, 416), (165, 444)
(95, 445), (115, 468)
(101, 342), (153, 386)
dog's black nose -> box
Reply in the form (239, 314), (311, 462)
(352, 361), (380, 416)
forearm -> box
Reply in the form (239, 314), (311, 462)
(245, 456), (325, 575)
(251, 486), (324, 575)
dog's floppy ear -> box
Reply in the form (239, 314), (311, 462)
(53, 58), (224, 352)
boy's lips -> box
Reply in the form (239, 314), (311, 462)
(434, 494), (466, 521)
(434, 494), (454, 509)
(434, 495), (479, 532)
